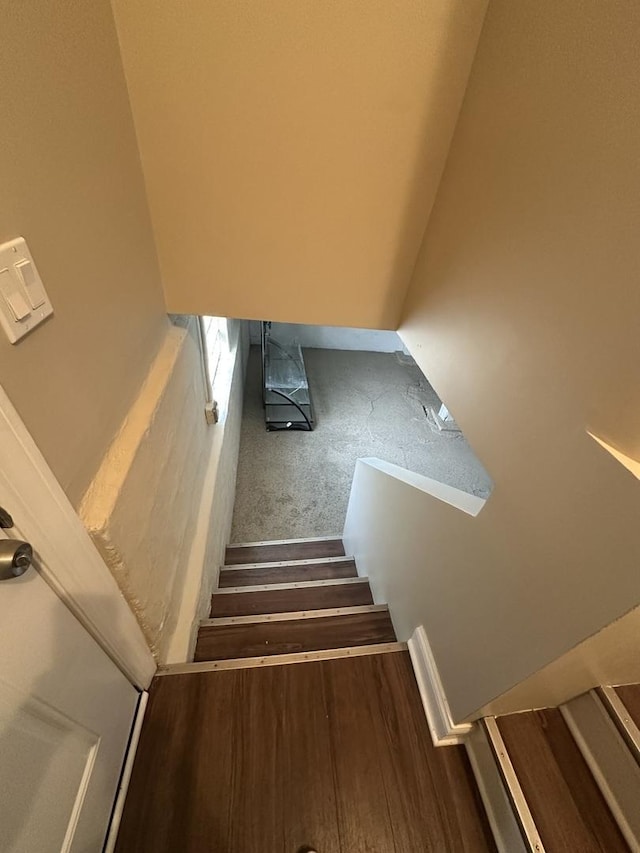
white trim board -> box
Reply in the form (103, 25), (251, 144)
(407, 625), (472, 746)
(103, 690), (149, 853)
(0, 386), (155, 689)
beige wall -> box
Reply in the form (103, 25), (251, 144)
(397, 0), (640, 716)
(482, 605), (640, 717)
(0, 0), (167, 506)
(111, 0), (487, 329)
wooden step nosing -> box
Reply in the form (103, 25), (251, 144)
(227, 535), (343, 548)
(213, 577), (369, 595)
(156, 642), (408, 675)
(221, 555), (355, 571)
(483, 717), (546, 852)
(598, 685), (640, 761)
(561, 690), (640, 850)
(201, 604), (388, 627)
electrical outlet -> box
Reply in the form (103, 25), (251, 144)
(205, 401), (219, 425)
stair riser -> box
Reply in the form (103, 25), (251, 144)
(218, 560), (357, 587)
(195, 611), (396, 662)
(210, 583), (373, 618)
(225, 538), (345, 565)
(157, 643), (408, 674)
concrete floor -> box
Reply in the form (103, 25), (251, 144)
(231, 347), (492, 542)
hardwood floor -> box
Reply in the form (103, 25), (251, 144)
(116, 651), (495, 853)
(497, 709), (627, 851)
(225, 539), (345, 565)
(210, 581), (373, 617)
(195, 609), (396, 661)
(218, 559), (357, 587)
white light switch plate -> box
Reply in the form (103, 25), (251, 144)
(0, 237), (53, 343)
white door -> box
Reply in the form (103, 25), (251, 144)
(0, 385), (154, 853)
(0, 520), (139, 853)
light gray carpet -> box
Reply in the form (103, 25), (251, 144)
(231, 347), (492, 542)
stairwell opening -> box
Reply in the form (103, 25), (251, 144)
(230, 320), (492, 543)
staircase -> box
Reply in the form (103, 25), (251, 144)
(192, 535), (404, 666)
(159, 535), (640, 852)
(125, 535), (497, 851)
(468, 684), (640, 851)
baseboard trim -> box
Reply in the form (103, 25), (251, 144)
(103, 690), (149, 853)
(407, 625), (472, 746)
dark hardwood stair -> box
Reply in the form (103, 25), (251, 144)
(496, 709), (628, 851)
(195, 606), (396, 661)
(218, 557), (357, 587)
(119, 535), (496, 851)
(225, 537), (345, 565)
(471, 684), (640, 851)
(210, 577), (373, 618)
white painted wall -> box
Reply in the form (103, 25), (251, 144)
(344, 455), (640, 721)
(248, 321), (409, 353)
(343, 458), (492, 721)
(80, 320), (248, 663)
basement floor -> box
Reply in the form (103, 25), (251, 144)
(231, 346), (492, 541)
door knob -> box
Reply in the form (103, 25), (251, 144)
(0, 540), (33, 580)
(0, 506), (14, 528)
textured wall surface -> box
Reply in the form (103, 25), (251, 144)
(79, 326), (211, 661)
(111, 0), (487, 328)
(0, 0), (167, 506)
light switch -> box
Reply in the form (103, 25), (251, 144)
(0, 237), (53, 344)
(15, 260), (46, 309)
(0, 270), (31, 320)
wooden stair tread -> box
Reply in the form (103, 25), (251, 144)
(117, 652), (495, 852)
(497, 709), (627, 851)
(225, 538), (345, 565)
(210, 581), (373, 618)
(219, 559), (357, 587)
(195, 610), (396, 661)
(614, 684), (640, 731)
